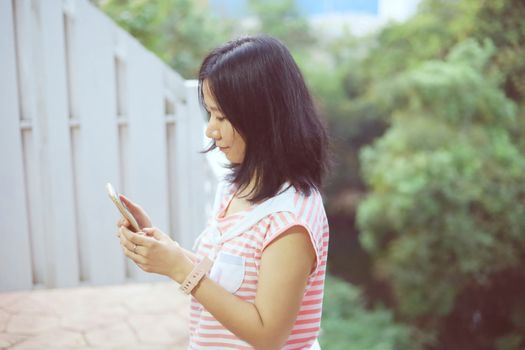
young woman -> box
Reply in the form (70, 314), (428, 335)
(117, 35), (330, 350)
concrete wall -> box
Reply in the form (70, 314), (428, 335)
(0, 0), (217, 291)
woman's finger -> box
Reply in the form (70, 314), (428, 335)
(118, 194), (152, 229)
(119, 194), (132, 205)
(136, 263), (151, 273)
(121, 242), (148, 264)
(116, 218), (130, 233)
(119, 194), (142, 213)
(142, 227), (164, 241)
(119, 232), (138, 253)
(119, 226), (153, 247)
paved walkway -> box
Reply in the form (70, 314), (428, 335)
(0, 283), (190, 349)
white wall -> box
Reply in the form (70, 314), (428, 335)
(0, 0), (217, 291)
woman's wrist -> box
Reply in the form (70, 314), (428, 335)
(170, 257), (194, 284)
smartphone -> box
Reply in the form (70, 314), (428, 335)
(106, 182), (141, 232)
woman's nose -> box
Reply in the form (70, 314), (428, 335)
(205, 124), (219, 140)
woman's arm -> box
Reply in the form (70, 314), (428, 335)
(180, 247), (198, 263)
(119, 225), (315, 350)
(190, 226), (316, 349)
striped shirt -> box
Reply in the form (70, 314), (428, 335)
(189, 182), (329, 349)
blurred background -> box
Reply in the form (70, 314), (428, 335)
(93, 0), (525, 349)
(2, 0), (523, 349)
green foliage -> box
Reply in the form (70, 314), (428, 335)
(97, 0), (232, 78)
(362, 12), (455, 83)
(357, 38), (525, 340)
(382, 39), (516, 126)
(320, 275), (422, 350)
(469, 0), (525, 101)
(347, 3), (525, 346)
(496, 333), (524, 350)
(247, 0), (315, 51)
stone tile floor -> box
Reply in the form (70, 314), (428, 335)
(0, 283), (190, 349)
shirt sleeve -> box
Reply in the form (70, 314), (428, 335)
(261, 191), (325, 274)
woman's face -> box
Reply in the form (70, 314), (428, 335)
(203, 80), (246, 164)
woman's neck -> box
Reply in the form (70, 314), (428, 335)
(236, 175), (258, 200)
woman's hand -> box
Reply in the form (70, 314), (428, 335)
(118, 225), (193, 283)
(118, 194), (152, 230)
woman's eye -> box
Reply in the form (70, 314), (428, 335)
(206, 109), (226, 122)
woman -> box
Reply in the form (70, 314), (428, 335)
(117, 35), (329, 349)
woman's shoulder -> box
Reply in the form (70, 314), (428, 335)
(260, 186), (327, 248)
(271, 185), (326, 224)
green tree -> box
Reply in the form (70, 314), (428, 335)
(247, 0), (315, 51)
(96, 0), (233, 78)
(316, 1), (525, 347)
(321, 275), (423, 350)
(357, 38), (525, 348)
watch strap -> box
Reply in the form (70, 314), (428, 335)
(179, 257), (214, 294)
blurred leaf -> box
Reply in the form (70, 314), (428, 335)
(320, 275), (424, 350)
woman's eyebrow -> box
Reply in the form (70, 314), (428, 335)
(203, 100), (219, 112)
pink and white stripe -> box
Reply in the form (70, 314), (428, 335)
(189, 184), (329, 349)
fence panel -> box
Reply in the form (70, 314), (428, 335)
(0, 0), (214, 292)
(125, 31), (172, 283)
(71, 0), (127, 285)
(39, 0), (80, 289)
(0, 0), (33, 291)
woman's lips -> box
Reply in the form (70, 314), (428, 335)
(219, 146), (229, 152)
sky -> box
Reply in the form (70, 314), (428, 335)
(208, 0), (422, 36)
(208, 0), (420, 21)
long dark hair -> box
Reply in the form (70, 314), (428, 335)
(198, 35), (329, 203)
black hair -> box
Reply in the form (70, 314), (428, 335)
(198, 35), (329, 203)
